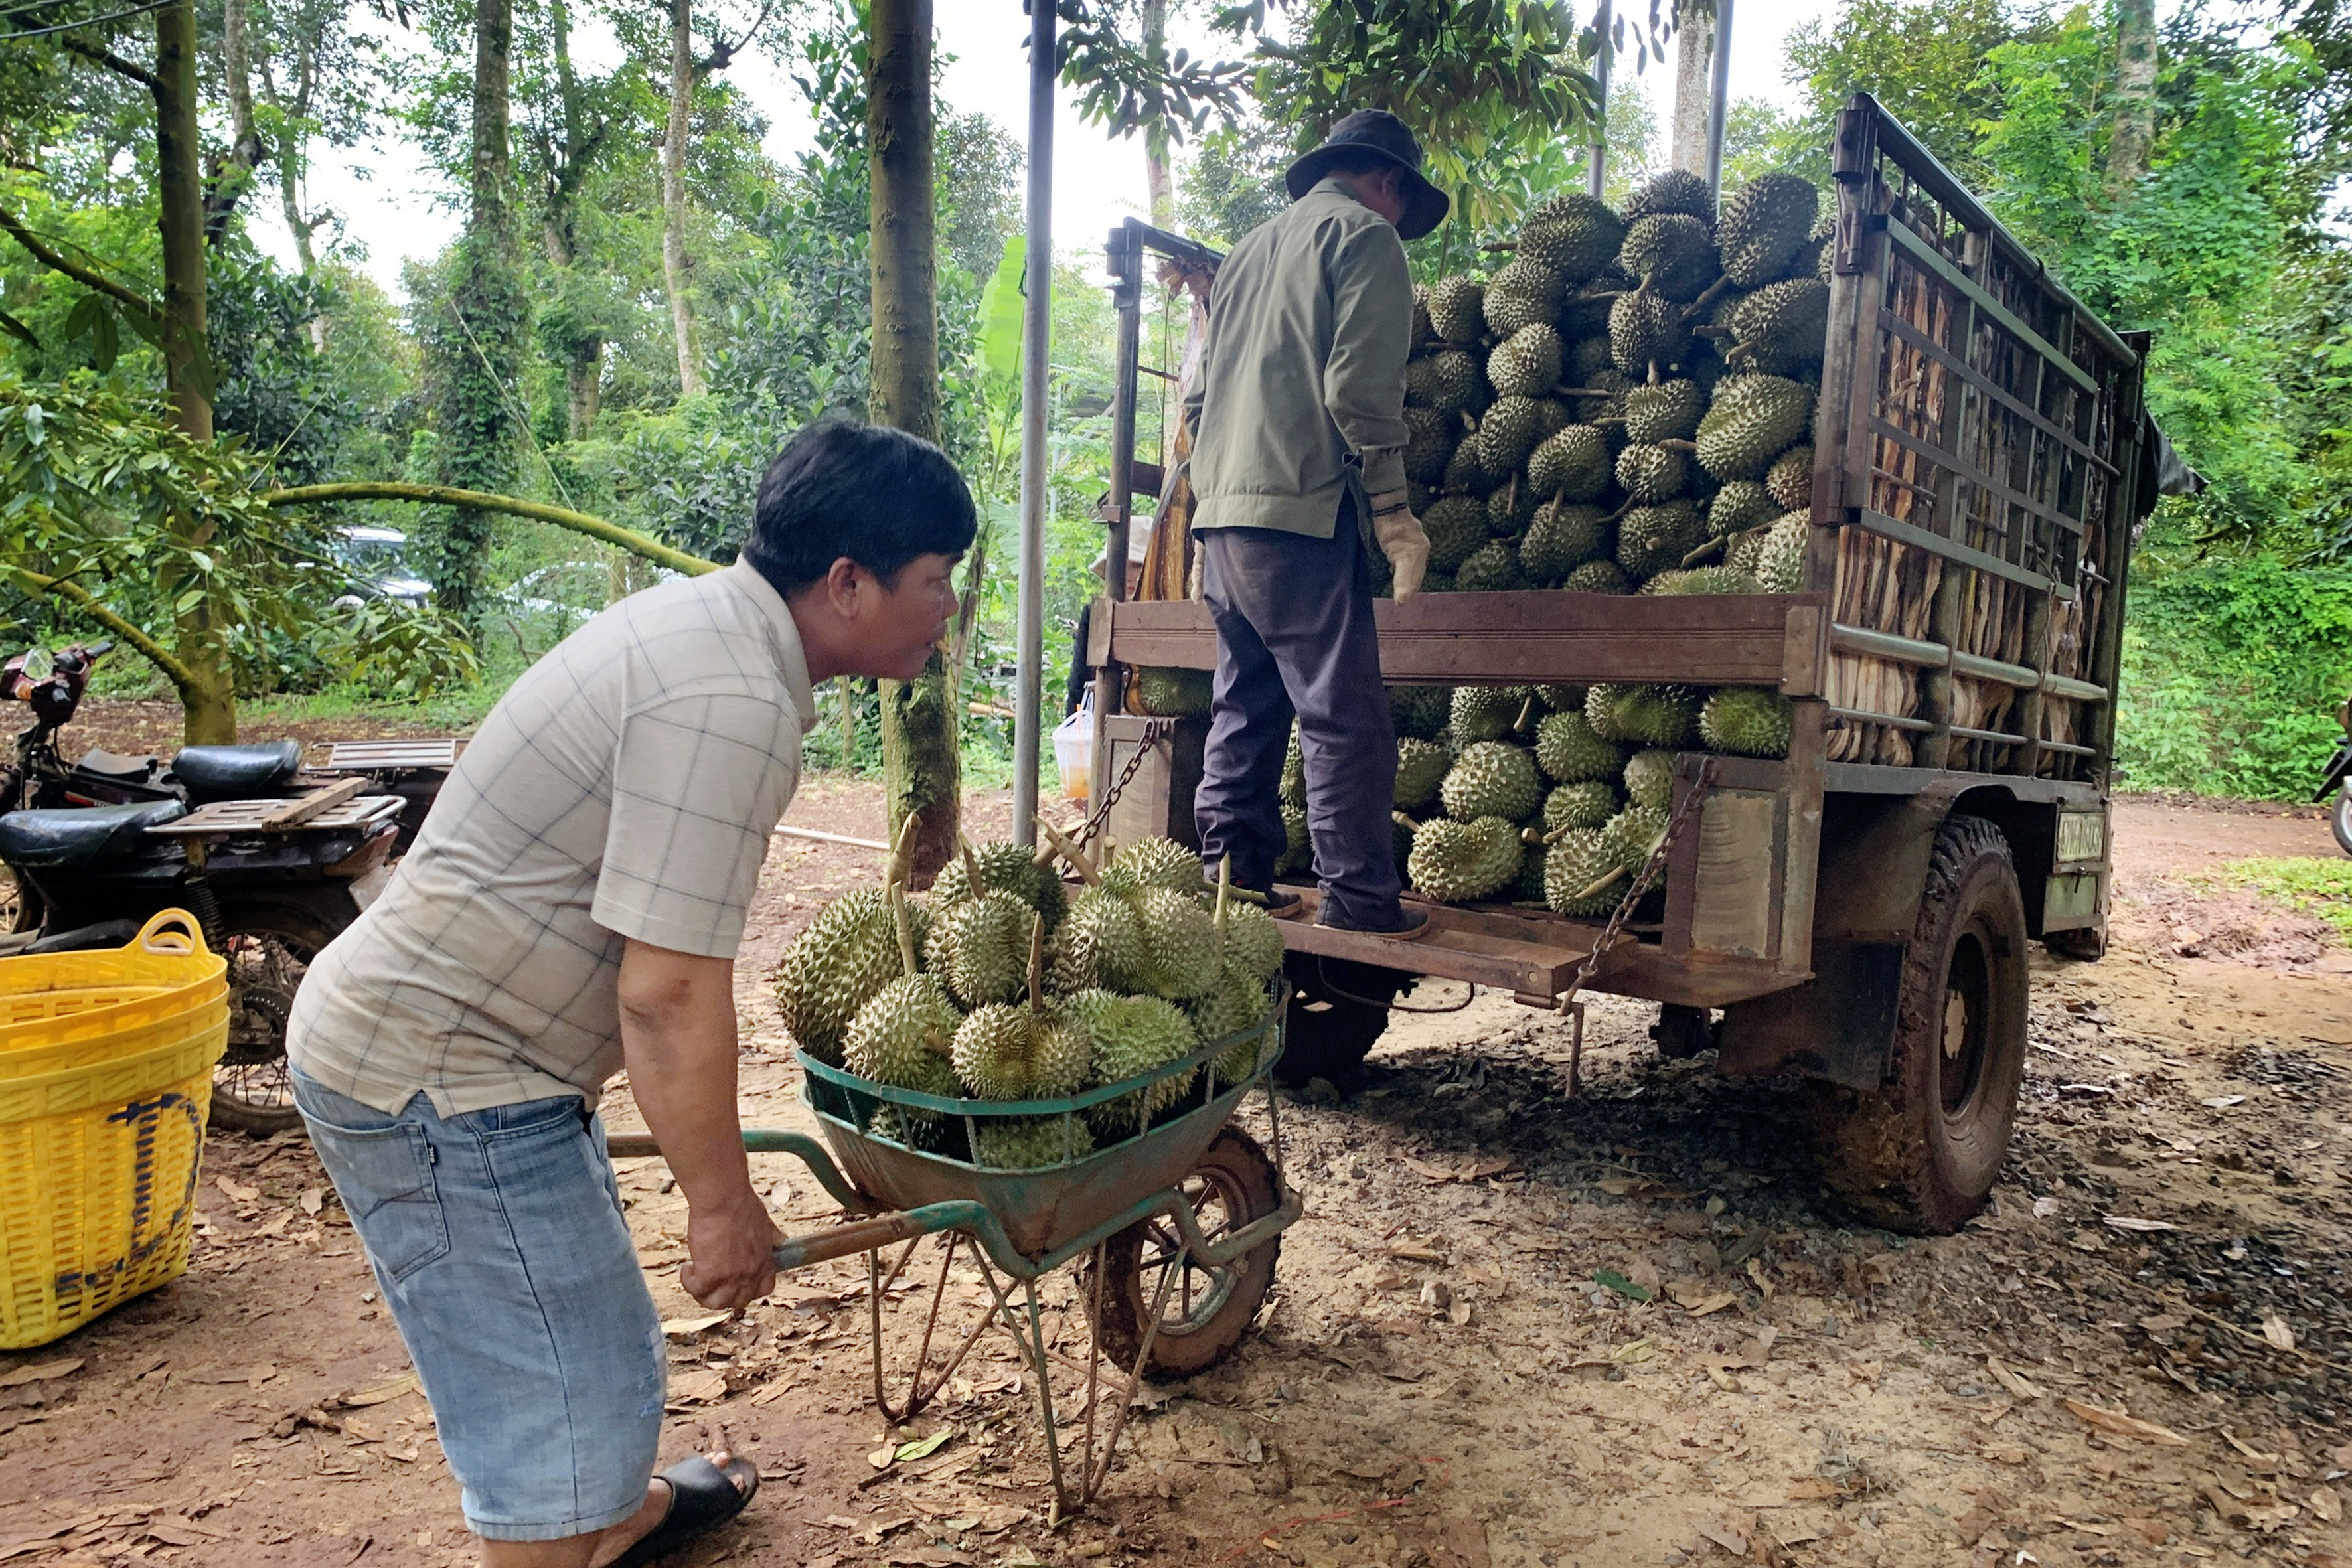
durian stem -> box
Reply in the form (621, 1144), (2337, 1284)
(1034, 816), (1101, 884)
(1686, 273), (1737, 319)
(958, 832), (984, 898)
(1680, 535), (1728, 568)
(1026, 912), (1044, 1014)
(1393, 810), (1421, 831)
(887, 811), (920, 897)
(1575, 865), (1630, 902)
(1692, 324), (1734, 340)
(890, 884), (918, 978)
(1541, 821), (1576, 846)
(1660, 439), (1699, 454)
(1550, 385), (1617, 398)
(1513, 694), (1538, 735)
(1214, 854), (1232, 938)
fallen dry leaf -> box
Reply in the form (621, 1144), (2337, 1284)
(2104, 1215), (2178, 1233)
(661, 1312), (730, 1338)
(214, 1175), (260, 1203)
(2262, 1314), (2298, 1352)
(1984, 1356), (2044, 1402)
(2065, 1398), (2189, 1446)
(0, 1358), (82, 1389)
(334, 1375), (418, 1409)
(2310, 1485), (2343, 1524)
(669, 1370), (728, 1405)
(300, 1188), (325, 1215)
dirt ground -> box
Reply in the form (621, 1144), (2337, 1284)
(9, 766), (2352, 1568)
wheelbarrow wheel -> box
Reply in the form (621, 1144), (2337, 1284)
(1091, 1127), (1281, 1378)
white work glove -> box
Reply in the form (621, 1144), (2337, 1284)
(1367, 488), (1429, 602)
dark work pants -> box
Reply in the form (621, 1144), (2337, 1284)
(1194, 497), (1401, 927)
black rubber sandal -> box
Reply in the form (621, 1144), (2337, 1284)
(606, 1455), (759, 1568)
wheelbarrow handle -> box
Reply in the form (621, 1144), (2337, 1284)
(769, 1200), (1003, 1271)
(603, 1128), (866, 1212)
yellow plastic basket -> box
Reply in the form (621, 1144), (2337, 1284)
(0, 912), (232, 1349)
(0, 912), (227, 1060)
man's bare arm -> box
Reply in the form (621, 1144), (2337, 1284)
(617, 939), (781, 1310)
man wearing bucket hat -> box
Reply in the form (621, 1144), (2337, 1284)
(1184, 108), (1444, 937)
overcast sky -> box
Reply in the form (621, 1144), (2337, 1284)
(264, 1), (1842, 299)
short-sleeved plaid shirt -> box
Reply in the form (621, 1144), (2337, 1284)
(288, 560), (818, 1116)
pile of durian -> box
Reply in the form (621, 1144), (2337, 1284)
(1397, 167), (1828, 602)
(774, 836), (1284, 1169)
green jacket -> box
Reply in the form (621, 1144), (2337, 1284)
(1184, 179), (1413, 538)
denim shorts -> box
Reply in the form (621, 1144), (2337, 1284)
(291, 1068), (666, 1542)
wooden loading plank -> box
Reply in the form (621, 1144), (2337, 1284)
(260, 775), (368, 830)
(1101, 593), (1828, 691)
(1272, 887), (1621, 996)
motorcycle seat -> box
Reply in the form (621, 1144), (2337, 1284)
(171, 740), (303, 801)
(73, 748), (161, 779)
(0, 799), (188, 868)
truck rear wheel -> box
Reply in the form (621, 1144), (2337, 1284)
(1810, 815), (2027, 1235)
(1273, 954), (1407, 1084)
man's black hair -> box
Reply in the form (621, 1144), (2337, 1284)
(743, 417), (977, 595)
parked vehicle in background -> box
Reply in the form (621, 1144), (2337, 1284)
(2315, 697), (2352, 856)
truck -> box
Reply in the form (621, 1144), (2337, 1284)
(1081, 94), (2171, 1235)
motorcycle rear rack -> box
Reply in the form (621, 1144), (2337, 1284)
(144, 793), (406, 839)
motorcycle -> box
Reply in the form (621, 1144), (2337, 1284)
(2317, 698), (2352, 858)
(0, 641), (430, 1134)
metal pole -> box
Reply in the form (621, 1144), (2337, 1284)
(1586, 0), (1612, 200)
(1091, 222), (1142, 812)
(1012, 0), (1056, 848)
(1704, 0), (1735, 197)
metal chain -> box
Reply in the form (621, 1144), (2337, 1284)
(1557, 755), (1717, 1011)
(1072, 716), (1172, 850)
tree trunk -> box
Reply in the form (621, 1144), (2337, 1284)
(662, 0), (706, 398)
(2109, 0), (2157, 194)
(428, 0), (528, 627)
(1670, 10), (1714, 174)
(1142, 0), (1174, 226)
(866, 0), (957, 885)
(547, 0), (604, 439)
(205, 0), (266, 246)
(154, 0), (234, 742)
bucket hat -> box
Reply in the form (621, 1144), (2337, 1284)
(1284, 109), (1450, 241)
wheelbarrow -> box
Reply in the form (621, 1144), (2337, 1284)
(605, 992), (1298, 1517)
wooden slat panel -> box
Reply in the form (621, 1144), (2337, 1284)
(1882, 220), (2098, 394)
(1866, 416), (2085, 542)
(1105, 593), (1829, 686)
(1853, 507), (2054, 593)
(1879, 309), (2116, 477)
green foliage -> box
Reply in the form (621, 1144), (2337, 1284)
(2203, 858), (2352, 941)
(2116, 557), (2352, 800)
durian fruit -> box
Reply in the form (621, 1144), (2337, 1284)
(1618, 212), (1720, 301)
(953, 1001), (1093, 1100)
(1527, 424), (1613, 503)
(1520, 499), (1609, 584)
(844, 887), (963, 1118)
(1406, 815), (1522, 903)
(1565, 332), (1616, 384)
(1389, 684), (1450, 741)
(1473, 394), (1548, 475)
(1514, 839), (1551, 903)
(1717, 173), (1820, 287)
(1560, 287), (1620, 342)
(1441, 741), (1542, 823)
(1518, 191), (1626, 282)
(1483, 256), (1567, 337)
(1564, 366), (1632, 425)
(1441, 433), (1500, 496)
(1622, 168), (1715, 224)
(973, 1115), (1094, 1170)
(1544, 779), (1621, 832)
(1616, 443), (1690, 504)
(1404, 406), (1458, 483)
(1644, 565), (1764, 595)
(1755, 512), (1810, 592)
(1723, 277), (1830, 375)
(1535, 708), (1628, 783)
(931, 838), (1069, 937)
(1608, 287), (1689, 376)
(1537, 684), (1585, 712)
(1407, 348), (1485, 412)
(1616, 499), (1706, 580)
(1486, 476), (1538, 536)
(1603, 803), (1672, 874)
(1279, 722), (1307, 806)
(1276, 800), (1311, 877)
(1488, 323), (1564, 398)
(1707, 479), (1782, 538)
(1109, 836), (1205, 894)
(1452, 684), (1533, 744)
(1190, 964), (1274, 1087)
(776, 887), (925, 1064)
(1050, 884), (1151, 994)
(1622, 380), (1706, 444)
(1798, 212), (1836, 281)
(1392, 811), (1418, 878)
(1560, 559), (1632, 595)
(1423, 495), (1489, 574)
(1700, 687), (1795, 758)
(1410, 283), (1435, 352)
(1764, 444), (1814, 512)
(1134, 666), (1213, 719)
(1395, 736), (1450, 811)
(1612, 685), (1703, 749)
(1695, 374), (1816, 481)
(1545, 827), (1628, 915)
(927, 888), (1033, 1008)
(1217, 896), (1287, 984)
(1427, 275), (1486, 344)
(1623, 748), (1678, 811)
(1131, 886), (1221, 1001)
(1456, 540), (1529, 593)
(1074, 990), (1200, 1137)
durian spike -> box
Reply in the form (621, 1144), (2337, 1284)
(1033, 816), (1101, 884)
(889, 884), (918, 978)
(1680, 535), (1728, 568)
(1575, 866), (1631, 902)
(1026, 911), (1044, 1014)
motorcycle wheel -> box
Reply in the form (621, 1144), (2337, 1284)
(0, 867), (39, 935)
(212, 903), (341, 1137)
(2333, 786), (2352, 858)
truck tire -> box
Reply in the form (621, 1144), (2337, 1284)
(2044, 926), (2106, 961)
(1810, 815), (2027, 1235)
(1090, 1127), (1283, 1377)
(212, 902), (341, 1137)
(1273, 953), (1407, 1084)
